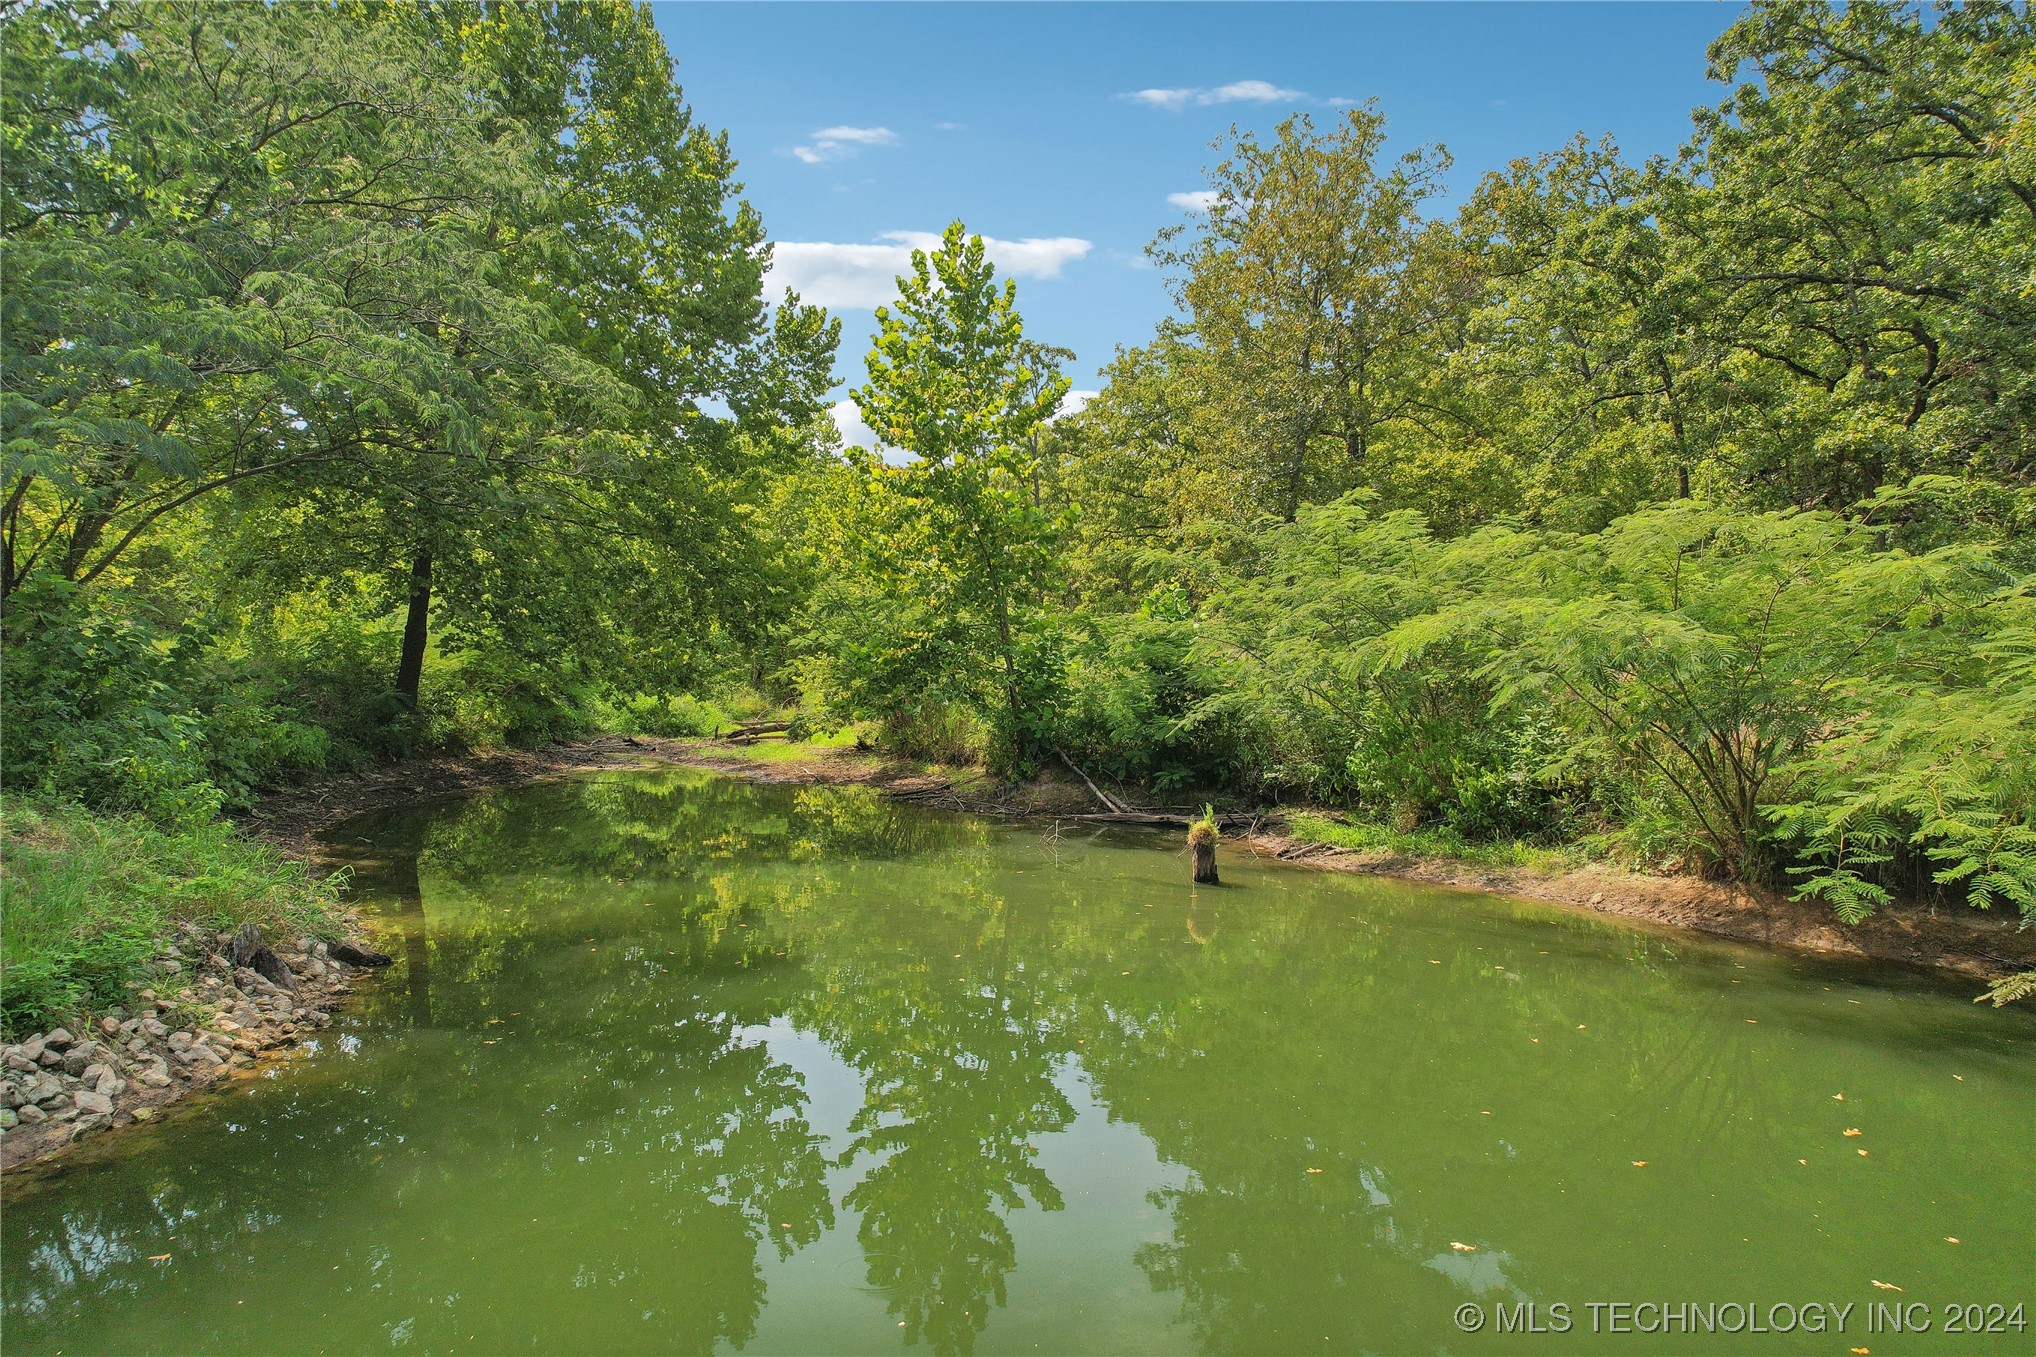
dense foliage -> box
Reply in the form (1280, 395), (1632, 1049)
(3, 1), (2029, 1006)
(3, 0), (835, 821)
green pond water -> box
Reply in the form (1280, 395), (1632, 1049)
(3, 770), (2031, 1356)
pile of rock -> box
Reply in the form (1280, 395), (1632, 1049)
(1, 926), (382, 1160)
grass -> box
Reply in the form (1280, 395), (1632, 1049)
(1282, 811), (1587, 874)
(0, 797), (349, 1036)
(727, 726), (866, 761)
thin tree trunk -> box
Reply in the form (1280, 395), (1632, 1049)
(394, 548), (433, 706)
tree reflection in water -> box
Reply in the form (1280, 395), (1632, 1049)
(6, 773), (2030, 1357)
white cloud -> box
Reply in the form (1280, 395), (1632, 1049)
(1056, 389), (1099, 419)
(1206, 79), (1303, 104)
(791, 125), (897, 164)
(933, 121), (967, 131)
(1123, 79), (1307, 110)
(1167, 189), (1220, 213)
(829, 398), (877, 450)
(770, 232), (1093, 309)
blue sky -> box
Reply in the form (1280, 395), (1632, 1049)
(650, 2), (1744, 441)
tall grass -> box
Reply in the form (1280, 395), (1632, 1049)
(0, 799), (348, 1035)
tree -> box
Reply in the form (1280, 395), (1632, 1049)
(1455, 137), (1710, 524)
(2, 1), (836, 719)
(1152, 108), (1472, 522)
(817, 222), (1069, 766)
(1672, 0), (2036, 508)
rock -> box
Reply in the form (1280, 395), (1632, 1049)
(138, 1068), (173, 1089)
(43, 1028), (74, 1051)
(133, 1106), (156, 1122)
(41, 1093), (73, 1113)
(51, 1107), (77, 1123)
(20, 1037), (44, 1062)
(0, 1108), (15, 1129)
(328, 940), (393, 968)
(74, 1089), (113, 1117)
(93, 1071), (122, 1096)
(80, 1062), (111, 1087)
(161, 959), (182, 974)
(168, 1031), (194, 1052)
(185, 1044), (223, 1068)
(4, 1052), (32, 1072)
(29, 1073), (64, 1103)
(231, 924), (300, 994)
(17, 1104), (47, 1125)
(61, 1050), (88, 1075)
(98, 1016), (122, 1037)
(141, 1018), (168, 1038)
(37, 1048), (64, 1067)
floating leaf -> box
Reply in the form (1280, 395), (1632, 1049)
(1632, 1160), (1648, 1167)
(1843, 1128), (1863, 1137)
(1450, 1242), (1477, 1253)
(1871, 1280), (1902, 1291)
(148, 1254), (171, 1262)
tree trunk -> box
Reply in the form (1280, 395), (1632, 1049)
(1190, 831), (1219, 885)
(394, 548), (432, 706)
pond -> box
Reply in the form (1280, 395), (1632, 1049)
(3, 770), (2030, 1355)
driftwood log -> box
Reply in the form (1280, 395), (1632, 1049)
(718, 721), (792, 744)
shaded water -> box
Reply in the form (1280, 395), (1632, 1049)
(3, 770), (2030, 1355)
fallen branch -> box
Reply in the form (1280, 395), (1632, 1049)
(1057, 749), (1132, 814)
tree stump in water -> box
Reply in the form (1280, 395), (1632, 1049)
(1188, 819), (1219, 885)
